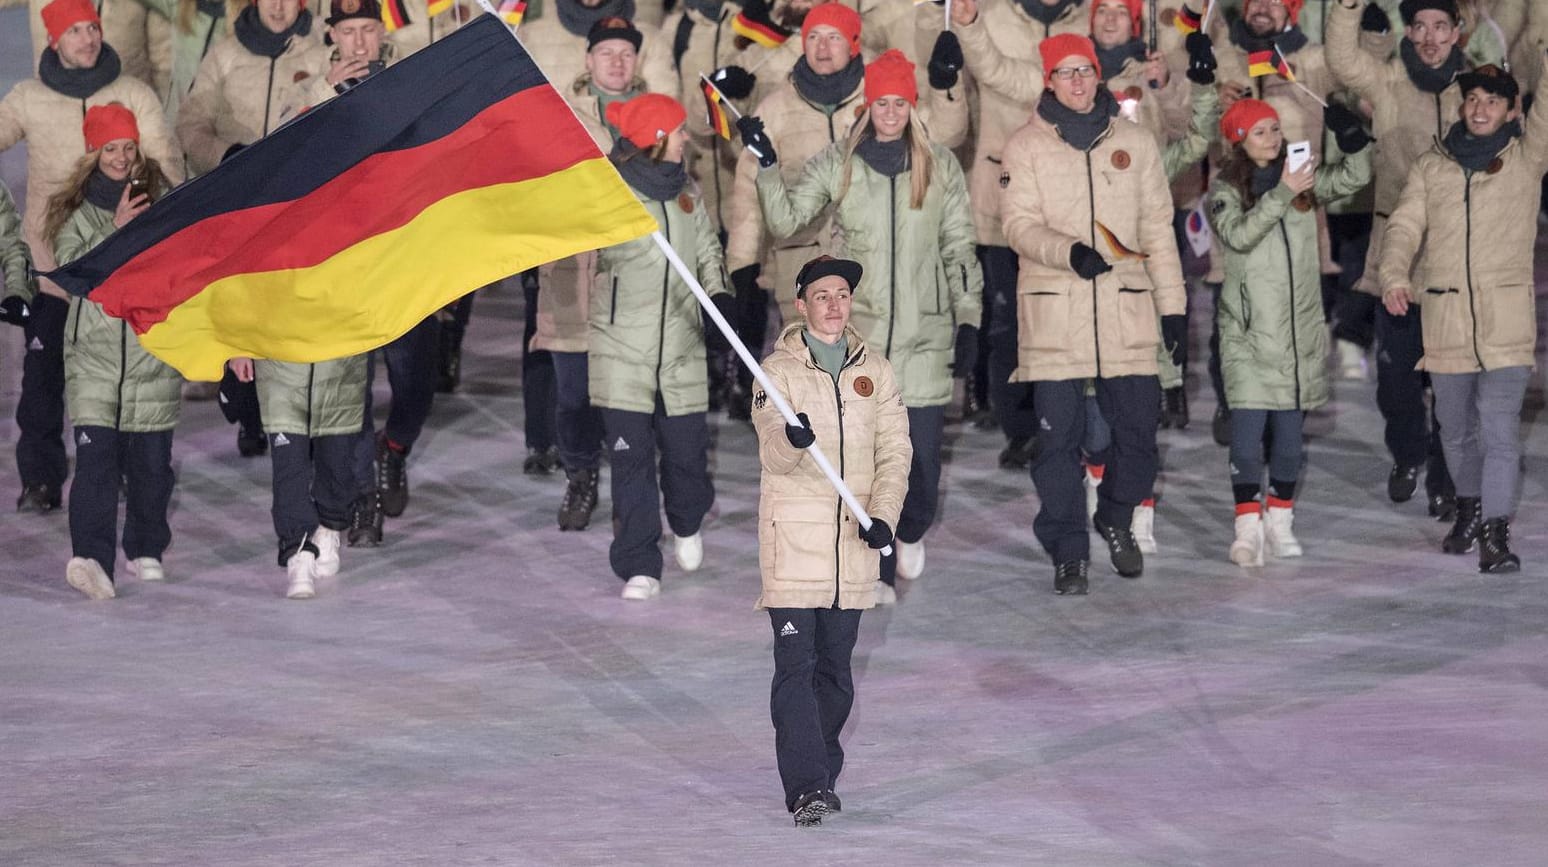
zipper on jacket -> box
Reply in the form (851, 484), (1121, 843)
(1085, 150), (1101, 374)
(201, 20), (218, 67)
(116, 319), (127, 430)
(885, 176), (897, 356)
(1462, 173), (1486, 371)
(1277, 221), (1301, 410)
(71, 298), (82, 343)
(263, 58), (277, 136)
(1432, 92), (1443, 139)
(306, 363), (316, 438)
(655, 202), (670, 396)
(609, 274), (619, 324)
(829, 350), (856, 603)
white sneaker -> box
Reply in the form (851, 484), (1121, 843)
(314, 528), (341, 578)
(1264, 506), (1303, 558)
(874, 580), (897, 606)
(896, 540), (925, 580)
(1084, 468), (1102, 520)
(1336, 339), (1368, 381)
(621, 574), (661, 600)
(1229, 512), (1265, 567)
(674, 532), (703, 572)
(1132, 504), (1158, 554)
(286, 551), (318, 599)
(66, 557), (116, 600)
(127, 557), (165, 582)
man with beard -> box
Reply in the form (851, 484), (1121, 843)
(1327, 0), (1467, 521)
(1, 0), (181, 515)
(998, 33), (1185, 594)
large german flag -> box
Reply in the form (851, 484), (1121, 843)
(47, 14), (656, 381)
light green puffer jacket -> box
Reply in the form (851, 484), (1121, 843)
(255, 356), (366, 437)
(1, 183), (33, 303)
(756, 139), (982, 408)
(590, 185), (728, 417)
(1209, 147), (1370, 411)
(55, 203), (183, 432)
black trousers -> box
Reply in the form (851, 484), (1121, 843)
(354, 315), (441, 493)
(553, 351), (602, 472)
(522, 273), (556, 452)
(1376, 306), (1452, 496)
(734, 278), (770, 392)
(767, 607), (862, 811)
(1324, 212), (1374, 345)
(600, 402), (713, 580)
(270, 431), (355, 565)
(1031, 376), (1161, 564)
(68, 426), (174, 580)
(979, 245), (1035, 441)
(16, 293), (68, 488)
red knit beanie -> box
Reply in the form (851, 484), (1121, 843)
(605, 94), (687, 150)
(42, 0), (100, 45)
(1089, 0), (1143, 39)
(1219, 98), (1278, 144)
(84, 103), (140, 151)
(802, 2), (862, 58)
(1283, 0), (1304, 23)
(864, 50), (918, 105)
(1038, 33), (1101, 86)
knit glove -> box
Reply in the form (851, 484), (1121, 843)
(784, 411), (816, 449)
(1069, 243), (1113, 280)
(710, 65), (756, 100)
(859, 517), (894, 550)
(1161, 314), (1188, 368)
(928, 31), (964, 90)
(1324, 103), (1372, 153)
(736, 116), (778, 168)
(0, 295), (29, 327)
(1184, 32), (1217, 85)
(705, 293), (737, 351)
(1360, 3), (1390, 33)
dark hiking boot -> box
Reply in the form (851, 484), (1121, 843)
(1479, 517), (1521, 574)
(1054, 560), (1089, 595)
(1095, 515), (1144, 578)
(1442, 496), (1482, 555)
(557, 467), (600, 531)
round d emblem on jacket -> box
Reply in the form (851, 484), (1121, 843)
(853, 376), (874, 397)
(1123, 86), (1143, 103)
(678, 193), (694, 213)
(1111, 150), (1131, 170)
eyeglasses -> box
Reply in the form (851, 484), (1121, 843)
(1051, 65), (1098, 81)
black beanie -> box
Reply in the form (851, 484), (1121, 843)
(1456, 64), (1520, 104)
(1398, 0), (1458, 25)
(587, 16), (643, 51)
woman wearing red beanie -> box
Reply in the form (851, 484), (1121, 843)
(1209, 97), (1370, 567)
(592, 93), (733, 601)
(749, 48), (983, 601)
(41, 104), (178, 600)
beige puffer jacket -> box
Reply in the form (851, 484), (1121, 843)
(29, 0), (166, 94)
(678, 3), (743, 233)
(1000, 107), (1185, 381)
(175, 25), (327, 174)
(1377, 97), (1548, 375)
(0, 73), (183, 273)
(752, 322), (911, 610)
(952, 0), (1089, 247)
(517, 12), (680, 102)
(1211, 21), (1334, 159)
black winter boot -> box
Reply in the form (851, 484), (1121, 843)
(1054, 560), (1089, 595)
(1441, 496), (1482, 554)
(346, 493), (384, 547)
(377, 435), (409, 517)
(557, 467), (600, 531)
(1388, 463), (1420, 503)
(1211, 406), (1231, 447)
(1094, 514), (1144, 578)
(1478, 517), (1521, 574)
(1160, 386), (1189, 430)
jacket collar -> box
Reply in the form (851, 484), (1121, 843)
(777, 322), (868, 369)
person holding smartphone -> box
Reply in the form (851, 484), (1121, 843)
(1208, 98), (1370, 567)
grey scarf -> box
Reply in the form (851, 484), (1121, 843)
(38, 45), (121, 99)
(1036, 87), (1119, 152)
(610, 141), (689, 201)
(792, 56), (864, 108)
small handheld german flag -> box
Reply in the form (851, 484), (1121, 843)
(380, 0), (411, 31)
(1248, 47), (1293, 79)
(731, 8), (790, 48)
(702, 78), (733, 140)
(427, 0), (454, 16)
(1095, 221), (1149, 261)
(1173, 3), (1201, 34)
(498, 0), (526, 26)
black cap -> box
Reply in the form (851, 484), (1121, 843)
(795, 255), (863, 299)
(587, 16), (643, 51)
(1457, 64), (1520, 104)
(327, 0), (382, 26)
(1398, 0), (1458, 25)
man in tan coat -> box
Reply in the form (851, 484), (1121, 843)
(751, 254), (909, 826)
(999, 33), (1184, 594)
(1, 0), (181, 513)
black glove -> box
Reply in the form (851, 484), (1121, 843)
(736, 116), (778, 168)
(784, 411), (816, 449)
(859, 517), (894, 550)
(928, 31), (964, 90)
(1160, 314), (1187, 369)
(951, 323), (978, 377)
(1360, 3), (1390, 33)
(1069, 243), (1113, 280)
(706, 292), (737, 351)
(1324, 103), (1372, 153)
(730, 264), (761, 297)
(221, 142), (246, 163)
(1184, 32), (1217, 86)
(710, 65), (756, 100)
(0, 295), (30, 327)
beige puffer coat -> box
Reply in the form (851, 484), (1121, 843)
(752, 323), (911, 610)
(951, 0), (1089, 247)
(0, 73), (182, 273)
(175, 24), (327, 174)
(678, 3), (742, 233)
(1000, 107), (1186, 381)
(1378, 97), (1548, 375)
(29, 0), (167, 95)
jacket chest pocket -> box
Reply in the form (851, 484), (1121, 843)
(1018, 286), (1069, 351)
(1421, 288), (1470, 352)
(1115, 287), (1158, 350)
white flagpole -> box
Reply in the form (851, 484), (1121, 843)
(1199, 0), (1217, 33)
(649, 232), (893, 556)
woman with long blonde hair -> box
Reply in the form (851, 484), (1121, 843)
(748, 49), (983, 599)
(46, 104), (180, 601)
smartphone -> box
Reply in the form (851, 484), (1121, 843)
(1286, 141), (1312, 173)
(128, 175), (148, 198)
